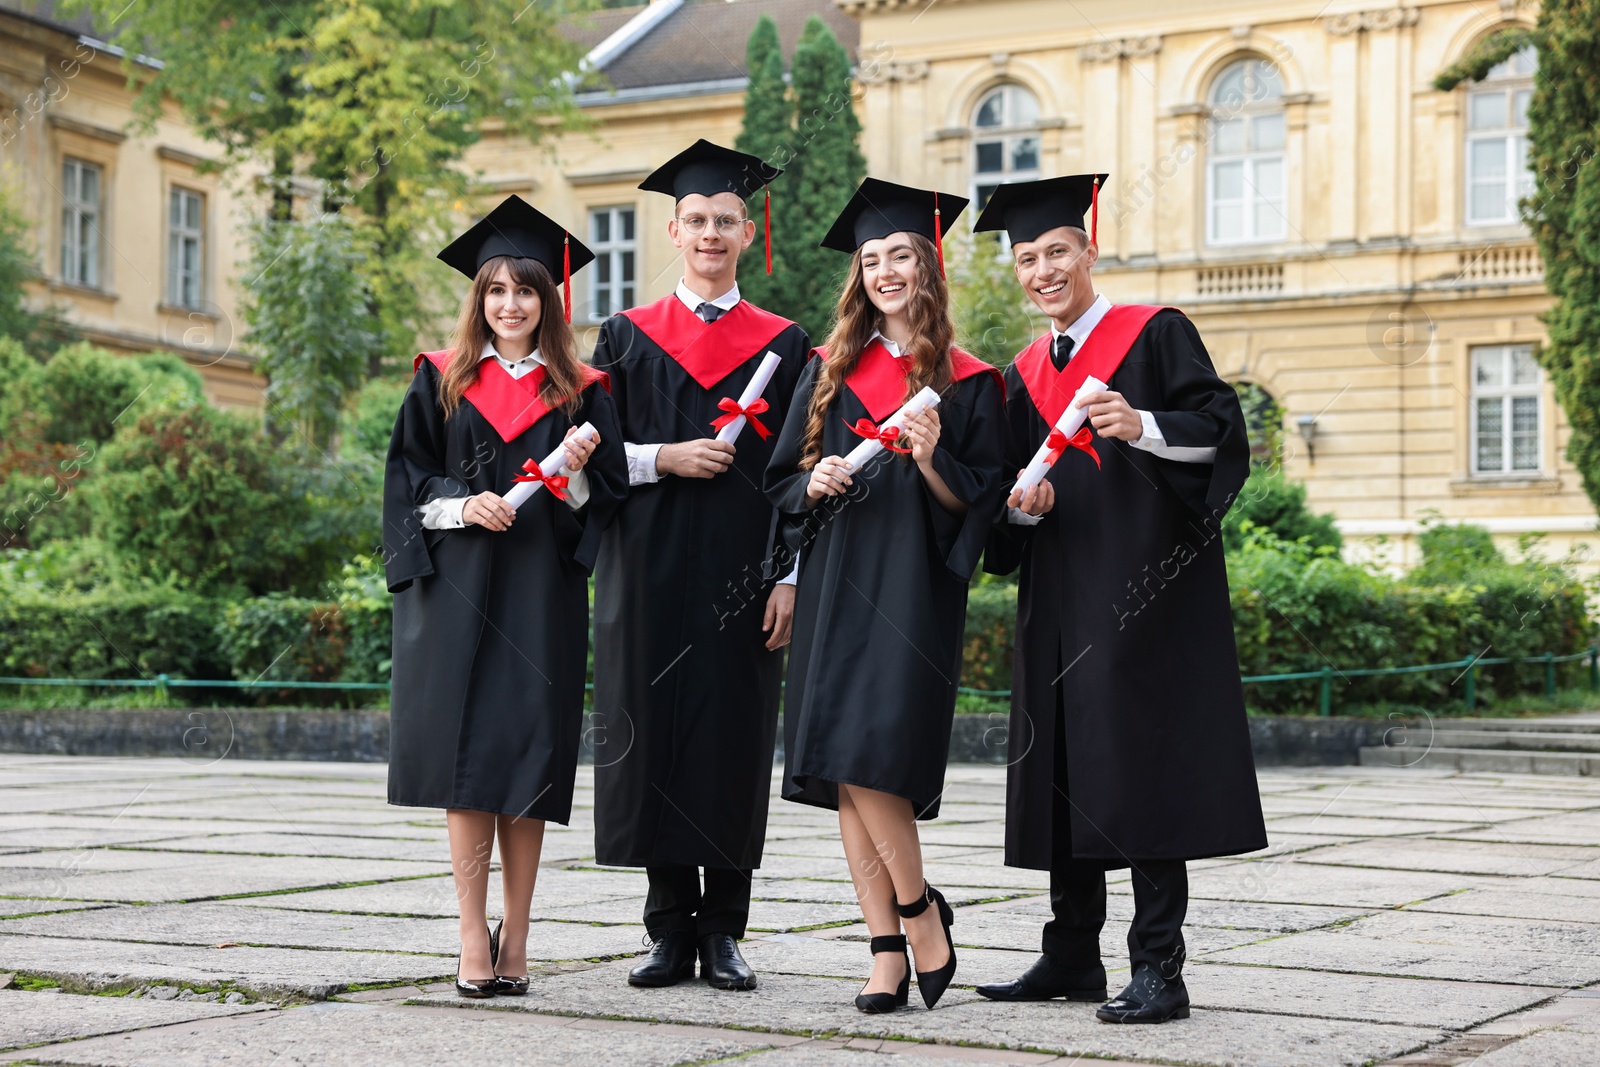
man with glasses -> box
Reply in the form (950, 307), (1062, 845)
(974, 175), (1266, 1023)
(590, 140), (810, 992)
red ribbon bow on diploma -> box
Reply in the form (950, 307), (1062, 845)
(710, 397), (773, 440)
(513, 457), (570, 500)
(846, 417), (912, 453)
(1046, 426), (1100, 469)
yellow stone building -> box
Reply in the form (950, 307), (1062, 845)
(1, 1), (260, 408)
(6, 0), (1595, 563)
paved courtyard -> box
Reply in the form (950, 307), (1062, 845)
(0, 752), (1596, 1066)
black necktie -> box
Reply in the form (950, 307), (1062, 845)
(1051, 333), (1075, 371)
(696, 302), (726, 324)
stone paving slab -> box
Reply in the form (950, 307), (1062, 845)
(417, 963), (1448, 1067)
(0, 900), (113, 919)
(112, 831), (458, 863)
(0, 987), (266, 1053)
(1183, 857), (1490, 908)
(1261, 815), (1487, 837)
(1447, 812), (1600, 846)
(0, 855), (448, 904)
(14, 998), (774, 1067)
(1293, 837), (1598, 877)
(1003, 894), (1375, 933)
(1405, 886), (1600, 923)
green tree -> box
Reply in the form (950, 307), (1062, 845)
(243, 214), (382, 451)
(1436, 11), (1600, 514)
(785, 17), (865, 338)
(949, 232), (1041, 366)
(734, 15), (792, 313)
(73, 0), (592, 363)
(0, 179), (72, 358)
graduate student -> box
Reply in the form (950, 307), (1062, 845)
(590, 140), (810, 992)
(764, 179), (1006, 1013)
(974, 175), (1267, 1023)
(382, 195), (627, 999)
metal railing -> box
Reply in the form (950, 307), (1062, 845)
(3, 645), (1597, 718)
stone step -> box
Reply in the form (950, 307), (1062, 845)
(1430, 729), (1600, 753)
(1440, 717), (1600, 734)
(1358, 745), (1599, 776)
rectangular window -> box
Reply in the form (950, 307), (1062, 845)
(588, 205), (636, 321)
(1466, 85), (1534, 226)
(61, 157), (102, 288)
(167, 187), (204, 308)
(1471, 343), (1542, 474)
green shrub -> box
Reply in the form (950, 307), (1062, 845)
(1222, 469), (1342, 552)
(0, 585), (223, 680)
(962, 581), (1016, 692)
(1410, 522), (1504, 585)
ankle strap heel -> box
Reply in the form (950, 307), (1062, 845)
(855, 934), (911, 1014)
(869, 935), (907, 954)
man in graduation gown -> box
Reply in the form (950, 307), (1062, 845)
(974, 175), (1267, 1023)
(590, 140), (810, 991)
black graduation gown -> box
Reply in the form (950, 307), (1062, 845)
(589, 296), (810, 870)
(765, 345), (1006, 820)
(382, 354), (627, 821)
(984, 309), (1267, 868)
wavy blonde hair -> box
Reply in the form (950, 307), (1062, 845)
(799, 232), (955, 470)
(438, 255), (584, 419)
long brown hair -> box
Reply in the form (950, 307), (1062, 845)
(438, 255), (585, 419)
(800, 232), (955, 470)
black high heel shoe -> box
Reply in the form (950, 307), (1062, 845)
(854, 935), (910, 1014)
(455, 922), (497, 999)
(491, 918), (530, 996)
(899, 883), (956, 1009)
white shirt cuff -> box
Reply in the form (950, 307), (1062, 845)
(1007, 505), (1043, 526)
(776, 560), (798, 586)
(420, 496), (468, 530)
(560, 464), (590, 510)
(625, 442), (663, 485)
(1131, 410), (1218, 464)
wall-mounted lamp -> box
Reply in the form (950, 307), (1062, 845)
(1297, 414), (1318, 462)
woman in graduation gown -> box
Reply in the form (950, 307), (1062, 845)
(382, 196), (627, 998)
(764, 179), (1006, 1013)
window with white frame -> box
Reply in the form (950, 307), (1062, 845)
(972, 84), (1041, 213)
(168, 187), (204, 309)
(1471, 343), (1542, 474)
(61, 157), (102, 288)
(588, 205), (635, 320)
(1465, 45), (1536, 226)
(1206, 58), (1287, 245)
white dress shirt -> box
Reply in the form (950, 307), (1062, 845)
(1009, 294), (1216, 526)
(419, 344), (591, 529)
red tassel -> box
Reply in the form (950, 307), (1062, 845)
(562, 232), (572, 323)
(764, 186), (772, 276)
(933, 191), (946, 277)
(1090, 175), (1100, 247)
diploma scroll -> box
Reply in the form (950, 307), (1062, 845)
(713, 351), (783, 444)
(842, 386), (943, 469)
(1014, 376), (1107, 492)
(504, 421), (598, 509)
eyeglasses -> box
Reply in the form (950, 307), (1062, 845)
(675, 214), (748, 236)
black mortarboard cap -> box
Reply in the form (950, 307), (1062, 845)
(638, 138), (782, 201)
(972, 173), (1108, 245)
(437, 195), (594, 321)
(818, 178), (969, 268)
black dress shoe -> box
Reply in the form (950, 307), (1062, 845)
(976, 955), (1108, 1002)
(490, 918), (529, 996)
(627, 931), (696, 987)
(898, 883), (957, 1009)
(854, 934), (910, 1014)
(1096, 964), (1190, 1023)
(698, 933), (757, 991)
(455, 923), (497, 999)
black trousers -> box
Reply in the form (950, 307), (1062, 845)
(644, 866), (752, 941)
(1044, 693), (1188, 979)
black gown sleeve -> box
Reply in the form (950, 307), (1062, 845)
(763, 353), (821, 567)
(382, 362), (465, 594)
(925, 370), (1008, 580)
(760, 325), (811, 580)
(1144, 314), (1250, 520)
(556, 381), (628, 575)
(982, 365), (1035, 577)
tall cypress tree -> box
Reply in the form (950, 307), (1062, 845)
(1437, 9), (1600, 513)
(787, 17), (866, 339)
(735, 15), (791, 313)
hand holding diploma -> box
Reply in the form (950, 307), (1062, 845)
(504, 422), (599, 509)
(711, 351), (782, 444)
(808, 387), (944, 506)
(1014, 375), (1107, 493)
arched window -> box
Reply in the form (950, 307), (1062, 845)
(1206, 58), (1286, 245)
(971, 84), (1041, 213)
(1233, 381), (1284, 468)
(1465, 45), (1536, 226)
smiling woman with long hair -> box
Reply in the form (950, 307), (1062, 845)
(382, 196), (627, 999)
(764, 180), (1006, 1014)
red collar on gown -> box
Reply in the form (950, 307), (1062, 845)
(618, 295), (794, 390)
(1013, 304), (1171, 428)
(814, 340), (1005, 423)
(414, 350), (609, 443)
